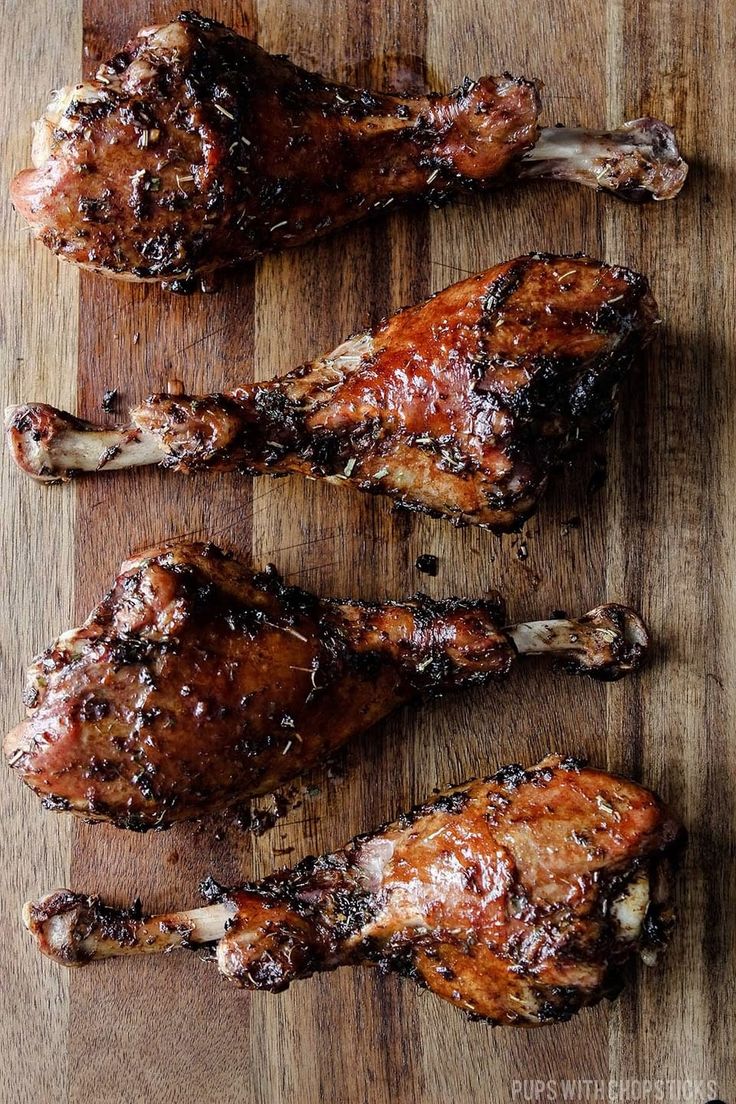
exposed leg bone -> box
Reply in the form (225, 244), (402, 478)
(518, 119), (688, 201)
(507, 604), (649, 679)
(5, 404), (160, 483)
(23, 892), (234, 965)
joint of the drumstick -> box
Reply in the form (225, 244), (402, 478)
(5, 404), (81, 483)
(508, 604), (649, 680)
(519, 119), (688, 202)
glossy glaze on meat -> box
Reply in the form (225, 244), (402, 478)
(24, 757), (684, 1026)
(4, 543), (648, 830)
(10, 13), (687, 289)
(6, 254), (660, 531)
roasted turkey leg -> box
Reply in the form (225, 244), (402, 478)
(10, 12), (687, 289)
(4, 543), (648, 830)
(24, 756), (684, 1026)
(5, 254), (659, 531)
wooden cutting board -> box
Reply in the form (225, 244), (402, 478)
(1, 2), (733, 1101)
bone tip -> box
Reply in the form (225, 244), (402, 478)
(612, 117), (689, 202)
(4, 403), (71, 482)
(582, 604), (650, 679)
(23, 890), (96, 966)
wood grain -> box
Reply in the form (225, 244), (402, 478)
(0, 2), (80, 1102)
(1, 1), (734, 1101)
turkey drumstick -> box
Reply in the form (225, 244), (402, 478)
(4, 543), (648, 830)
(10, 11), (687, 290)
(24, 756), (683, 1026)
(6, 254), (659, 532)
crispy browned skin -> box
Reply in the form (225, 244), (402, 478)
(4, 543), (648, 829)
(10, 11), (540, 289)
(6, 255), (659, 530)
(24, 757), (684, 1026)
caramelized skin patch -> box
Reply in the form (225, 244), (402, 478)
(4, 543), (514, 828)
(132, 254), (658, 528)
(10, 11), (540, 286)
(214, 758), (684, 1024)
